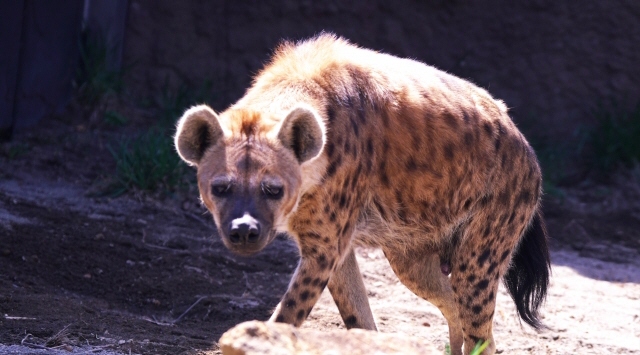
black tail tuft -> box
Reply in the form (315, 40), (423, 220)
(503, 210), (551, 330)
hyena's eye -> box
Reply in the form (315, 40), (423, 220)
(261, 182), (283, 200)
(211, 183), (232, 197)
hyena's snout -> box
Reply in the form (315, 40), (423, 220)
(228, 213), (261, 244)
(221, 212), (272, 256)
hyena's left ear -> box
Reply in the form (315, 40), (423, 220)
(175, 105), (224, 167)
(277, 105), (325, 163)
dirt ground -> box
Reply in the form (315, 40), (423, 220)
(1, 120), (639, 354)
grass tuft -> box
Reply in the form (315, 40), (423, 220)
(108, 128), (187, 195)
(589, 102), (640, 173)
(154, 79), (214, 126)
(443, 339), (490, 355)
(75, 31), (124, 108)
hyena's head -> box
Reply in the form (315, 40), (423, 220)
(175, 105), (325, 256)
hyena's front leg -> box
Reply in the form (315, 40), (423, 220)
(269, 236), (340, 326)
(327, 247), (377, 330)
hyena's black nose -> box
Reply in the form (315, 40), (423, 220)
(228, 214), (261, 244)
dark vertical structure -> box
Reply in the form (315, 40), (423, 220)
(0, 1), (84, 140)
(0, 0), (127, 140)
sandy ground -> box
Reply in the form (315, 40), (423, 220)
(305, 247), (640, 354)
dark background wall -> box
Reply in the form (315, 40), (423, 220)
(123, 0), (640, 141)
(0, 1), (84, 138)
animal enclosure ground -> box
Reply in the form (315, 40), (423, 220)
(1, 121), (639, 354)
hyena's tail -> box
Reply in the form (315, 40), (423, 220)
(503, 209), (551, 330)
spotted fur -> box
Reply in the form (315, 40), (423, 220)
(175, 34), (550, 355)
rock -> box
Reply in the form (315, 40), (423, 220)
(219, 320), (439, 355)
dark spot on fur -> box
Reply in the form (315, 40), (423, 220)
(411, 131), (422, 147)
(483, 224), (491, 238)
(276, 315), (285, 322)
(406, 158), (418, 171)
(459, 263), (467, 272)
(351, 167), (361, 189)
(471, 321), (480, 329)
(318, 254), (329, 269)
(308, 232), (321, 240)
(472, 305), (482, 314)
(325, 142), (335, 158)
(326, 105), (337, 123)
(379, 162), (390, 187)
(483, 122), (493, 136)
(381, 110), (390, 128)
(325, 161), (339, 179)
(297, 309), (305, 321)
(444, 144), (455, 160)
(323, 236), (330, 243)
(500, 250), (510, 262)
(330, 212), (337, 222)
(467, 274), (477, 283)
(444, 112), (458, 129)
(476, 279), (490, 290)
(350, 117), (359, 137)
(487, 262), (498, 275)
(498, 191), (510, 207)
(339, 193), (347, 208)
(517, 190), (532, 206)
(464, 132), (473, 146)
(344, 315), (358, 327)
(285, 298), (297, 308)
(382, 140), (390, 155)
(478, 248), (491, 266)
(302, 277), (312, 285)
(300, 290), (310, 301)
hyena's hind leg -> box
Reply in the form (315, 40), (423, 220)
(383, 248), (464, 355)
(449, 204), (539, 354)
(327, 247), (377, 330)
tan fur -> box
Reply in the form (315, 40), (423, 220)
(175, 34), (544, 355)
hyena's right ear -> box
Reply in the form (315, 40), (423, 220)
(174, 105), (224, 166)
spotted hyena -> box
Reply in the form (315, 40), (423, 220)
(174, 34), (550, 355)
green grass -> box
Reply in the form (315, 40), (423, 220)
(589, 102), (640, 173)
(444, 340), (490, 355)
(2, 142), (30, 160)
(107, 128), (188, 195)
(154, 79), (214, 126)
(75, 31), (125, 107)
(103, 110), (128, 127)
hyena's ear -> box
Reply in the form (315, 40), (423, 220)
(174, 105), (224, 166)
(277, 105), (325, 163)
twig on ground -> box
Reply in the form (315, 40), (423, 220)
(5, 315), (37, 320)
(21, 333), (47, 350)
(141, 296), (207, 326)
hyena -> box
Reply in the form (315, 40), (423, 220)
(174, 34), (550, 355)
